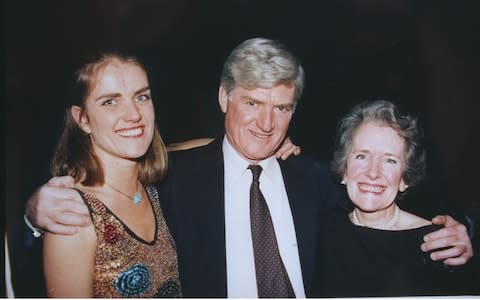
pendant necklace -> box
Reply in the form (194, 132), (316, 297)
(351, 204), (400, 230)
(105, 181), (142, 204)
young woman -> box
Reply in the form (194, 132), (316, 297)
(43, 53), (180, 297)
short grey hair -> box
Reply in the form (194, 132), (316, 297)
(331, 100), (426, 187)
(220, 38), (305, 105)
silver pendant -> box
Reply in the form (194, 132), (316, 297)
(132, 192), (142, 204)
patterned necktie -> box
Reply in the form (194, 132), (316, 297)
(248, 164), (296, 298)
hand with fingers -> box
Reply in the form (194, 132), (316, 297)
(25, 176), (91, 235)
(421, 215), (474, 266)
(276, 136), (301, 160)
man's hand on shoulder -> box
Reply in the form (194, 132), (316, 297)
(26, 176), (91, 235)
(421, 215), (473, 266)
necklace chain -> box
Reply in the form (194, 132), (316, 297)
(105, 181), (142, 204)
(351, 204), (400, 230)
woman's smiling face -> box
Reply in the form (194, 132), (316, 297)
(73, 61), (155, 164)
(343, 121), (408, 212)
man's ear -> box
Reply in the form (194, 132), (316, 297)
(71, 106), (91, 134)
(218, 85), (229, 113)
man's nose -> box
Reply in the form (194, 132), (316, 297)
(257, 108), (274, 132)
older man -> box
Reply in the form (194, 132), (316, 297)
(26, 38), (473, 297)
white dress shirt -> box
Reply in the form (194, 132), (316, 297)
(223, 137), (306, 298)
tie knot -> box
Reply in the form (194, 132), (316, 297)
(248, 164), (262, 182)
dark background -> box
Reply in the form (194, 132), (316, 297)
(4, 0), (480, 296)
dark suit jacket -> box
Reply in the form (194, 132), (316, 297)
(158, 138), (345, 297)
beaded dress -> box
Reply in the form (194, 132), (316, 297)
(78, 186), (181, 297)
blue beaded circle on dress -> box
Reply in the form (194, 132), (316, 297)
(154, 280), (181, 297)
(115, 263), (150, 297)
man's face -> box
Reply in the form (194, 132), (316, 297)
(219, 84), (296, 163)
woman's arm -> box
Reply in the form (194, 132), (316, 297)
(43, 224), (96, 297)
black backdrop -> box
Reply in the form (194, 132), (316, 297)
(4, 0), (480, 296)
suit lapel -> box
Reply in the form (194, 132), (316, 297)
(278, 158), (319, 294)
(165, 138), (227, 297)
(194, 139), (227, 296)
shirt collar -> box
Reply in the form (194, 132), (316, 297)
(222, 136), (277, 182)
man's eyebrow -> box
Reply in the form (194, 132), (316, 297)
(276, 103), (294, 108)
(241, 95), (261, 102)
(240, 96), (294, 108)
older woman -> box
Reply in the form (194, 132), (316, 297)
(314, 100), (468, 297)
(43, 53), (181, 297)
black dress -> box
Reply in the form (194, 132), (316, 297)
(313, 210), (466, 297)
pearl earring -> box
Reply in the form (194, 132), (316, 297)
(400, 184), (408, 192)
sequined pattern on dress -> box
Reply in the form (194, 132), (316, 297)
(80, 186), (181, 297)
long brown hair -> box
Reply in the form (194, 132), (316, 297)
(51, 53), (168, 186)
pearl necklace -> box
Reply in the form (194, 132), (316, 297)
(105, 181), (142, 204)
(351, 204), (400, 230)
